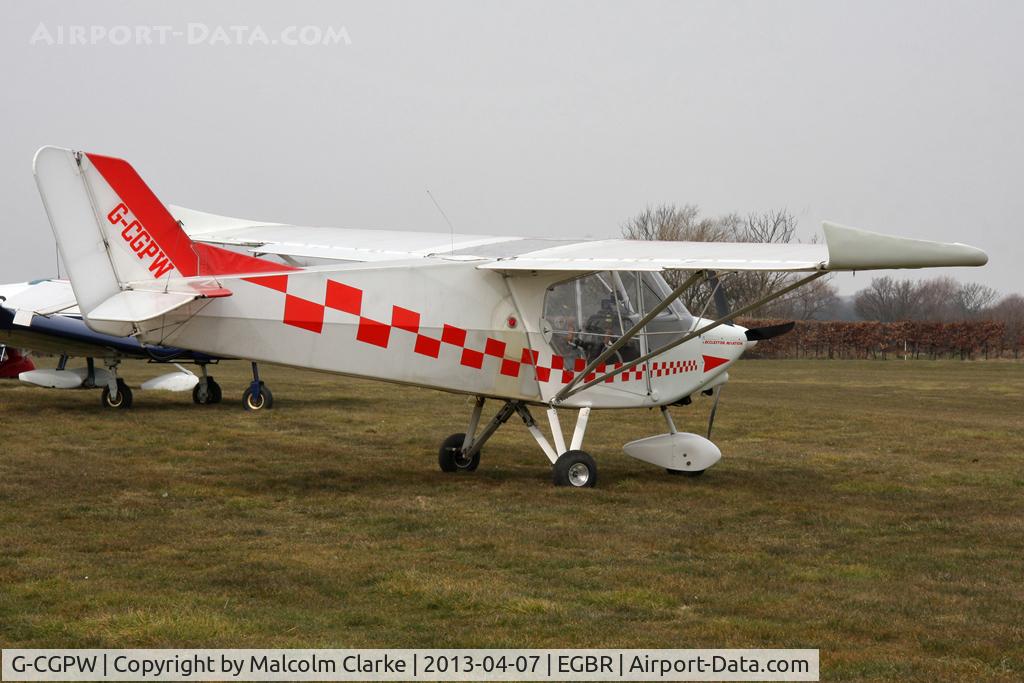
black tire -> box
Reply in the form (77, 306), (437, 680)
(208, 378), (222, 404)
(553, 450), (597, 488)
(243, 382), (273, 411)
(194, 378), (223, 405)
(193, 382), (210, 405)
(101, 379), (133, 409)
(666, 468), (706, 477)
(438, 433), (480, 472)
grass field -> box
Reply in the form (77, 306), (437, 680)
(1, 359), (1022, 681)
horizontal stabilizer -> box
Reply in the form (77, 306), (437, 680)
(87, 290), (201, 323)
(0, 280), (77, 316)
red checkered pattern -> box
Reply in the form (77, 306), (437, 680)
(243, 275), (703, 385)
(650, 359), (698, 377)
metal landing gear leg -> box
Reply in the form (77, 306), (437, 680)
(193, 364), (222, 405)
(100, 361), (132, 409)
(528, 405), (597, 488)
(439, 398), (517, 473)
(440, 401), (599, 487)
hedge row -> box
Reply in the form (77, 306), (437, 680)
(737, 319), (1019, 360)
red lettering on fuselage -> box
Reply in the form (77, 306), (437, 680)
(107, 202), (176, 278)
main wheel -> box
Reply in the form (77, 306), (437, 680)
(193, 378), (223, 405)
(243, 382), (273, 411)
(438, 433), (480, 472)
(666, 468), (706, 477)
(101, 379), (133, 409)
(553, 450), (597, 488)
(208, 378), (222, 404)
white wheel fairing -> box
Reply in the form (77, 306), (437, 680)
(622, 432), (722, 472)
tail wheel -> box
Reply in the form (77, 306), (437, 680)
(101, 379), (133, 410)
(553, 450), (597, 488)
(438, 433), (480, 472)
(243, 382), (273, 411)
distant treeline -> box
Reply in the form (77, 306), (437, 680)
(738, 319), (1021, 360)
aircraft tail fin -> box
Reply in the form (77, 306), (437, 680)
(33, 146), (293, 334)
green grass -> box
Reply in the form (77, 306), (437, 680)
(1, 360), (1022, 681)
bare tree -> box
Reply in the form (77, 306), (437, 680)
(737, 208), (798, 244)
(621, 204), (734, 311)
(989, 294), (1024, 358)
(954, 281), (999, 319)
(769, 277), (840, 320)
(915, 276), (959, 320)
(725, 210), (803, 314)
(854, 276), (921, 322)
(621, 204), (731, 243)
(621, 205), (830, 318)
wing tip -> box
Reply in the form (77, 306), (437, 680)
(822, 221), (988, 270)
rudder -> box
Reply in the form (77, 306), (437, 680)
(33, 146), (293, 335)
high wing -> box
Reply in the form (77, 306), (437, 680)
(171, 204), (524, 264)
(477, 222), (988, 273)
(173, 204), (986, 273)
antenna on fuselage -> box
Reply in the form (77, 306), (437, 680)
(426, 189), (456, 255)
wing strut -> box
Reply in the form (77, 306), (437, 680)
(554, 270), (827, 402)
(553, 270), (705, 402)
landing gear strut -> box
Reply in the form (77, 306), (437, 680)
(438, 398), (515, 473)
(242, 362), (273, 411)
(192, 364), (222, 405)
(441, 398), (597, 487)
(100, 361), (132, 409)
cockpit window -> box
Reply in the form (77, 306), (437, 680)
(542, 271), (694, 364)
(543, 272), (638, 363)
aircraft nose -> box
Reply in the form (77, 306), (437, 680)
(736, 324), (757, 351)
(740, 321), (797, 351)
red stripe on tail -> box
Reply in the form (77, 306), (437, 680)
(86, 154), (296, 277)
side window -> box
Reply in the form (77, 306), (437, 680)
(543, 272), (641, 364)
(543, 277), (580, 358)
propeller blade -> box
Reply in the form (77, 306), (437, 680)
(744, 321), (796, 342)
(705, 270), (733, 325)
(707, 384), (723, 439)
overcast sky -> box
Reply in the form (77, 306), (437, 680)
(2, 0), (1020, 297)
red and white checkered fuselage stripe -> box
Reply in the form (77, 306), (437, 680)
(243, 274), (703, 385)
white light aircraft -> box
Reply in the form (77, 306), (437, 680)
(1, 279), (241, 408)
(24, 146), (987, 486)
